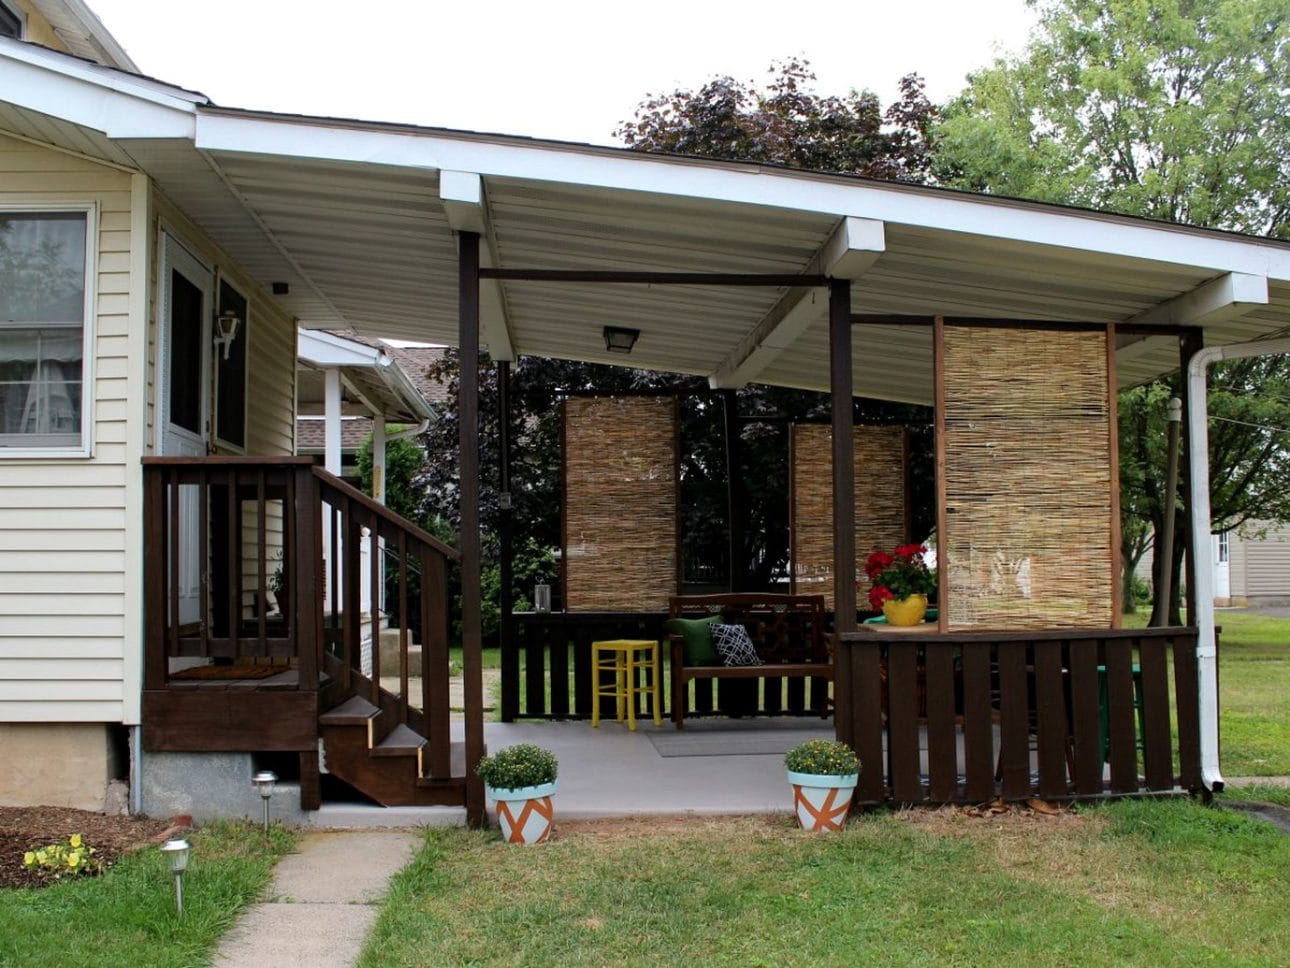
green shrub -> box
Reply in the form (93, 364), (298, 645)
(476, 744), (558, 790)
(785, 739), (859, 776)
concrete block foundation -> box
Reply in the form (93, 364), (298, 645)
(141, 751), (307, 824)
(0, 723), (118, 811)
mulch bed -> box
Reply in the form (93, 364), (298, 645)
(0, 806), (179, 889)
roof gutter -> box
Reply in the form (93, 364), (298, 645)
(1186, 334), (1290, 793)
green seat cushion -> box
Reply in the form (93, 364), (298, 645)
(665, 615), (721, 665)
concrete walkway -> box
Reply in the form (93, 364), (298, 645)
(213, 830), (419, 968)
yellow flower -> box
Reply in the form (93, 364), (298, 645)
(23, 851), (35, 867)
(67, 853), (80, 868)
(69, 834), (82, 848)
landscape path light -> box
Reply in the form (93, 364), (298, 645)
(253, 770), (278, 835)
(159, 838), (190, 917)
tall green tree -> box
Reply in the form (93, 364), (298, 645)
(936, 0), (1290, 237)
(935, 0), (1290, 621)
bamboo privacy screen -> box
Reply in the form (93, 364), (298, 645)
(790, 425), (909, 610)
(563, 396), (679, 611)
(938, 323), (1116, 630)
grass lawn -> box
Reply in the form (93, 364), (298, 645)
(0, 821), (294, 968)
(1209, 611), (1290, 776)
(361, 800), (1288, 967)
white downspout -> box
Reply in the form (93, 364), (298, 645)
(1187, 335), (1290, 793)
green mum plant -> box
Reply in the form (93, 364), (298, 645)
(22, 833), (103, 879)
(476, 744), (558, 791)
(785, 739), (860, 777)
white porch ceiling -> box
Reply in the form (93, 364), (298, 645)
(3, 40), (1289, 407)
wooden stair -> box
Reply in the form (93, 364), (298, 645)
(319, 695), (467, 806)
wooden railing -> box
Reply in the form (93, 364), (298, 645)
(142, 459), (460, 777)
(505, 610), (841, 722)
(143, 457), (322, 689)
(313, 467), (459, 776)
(834, 627), (1203, 804)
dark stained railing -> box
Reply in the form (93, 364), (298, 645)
(835, 627), (1203, 803)
(505, 610), (839, 722)
(312, 467), (459, 779)
(142, 458), (460, 785)
(143, 457), (321, 690)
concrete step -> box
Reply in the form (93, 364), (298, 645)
(379, 628), (422, 677)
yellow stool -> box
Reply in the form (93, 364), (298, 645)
(590, 639), (662, 730)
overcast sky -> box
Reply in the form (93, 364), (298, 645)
(88, 0), (1038, 146)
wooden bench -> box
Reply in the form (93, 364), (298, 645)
(667, 593), (832, 729)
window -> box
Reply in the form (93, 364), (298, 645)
(0, 212), (90, 451)
(1217, 530), (1230, 564)
(0, 3), (21, 39)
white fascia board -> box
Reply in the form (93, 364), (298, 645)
(710, 217), (883, 388)
(194, 111), (1290, 282)
(0, 38), (199, 137)
(438, 169), (515, 362)
(1128, 272), (1270, 328)
(298, 327), (383, 367)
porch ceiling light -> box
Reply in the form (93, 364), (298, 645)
(603, 326), (640, 354)
(214, 310), (241, 360)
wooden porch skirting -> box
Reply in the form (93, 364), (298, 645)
(834, 626), (1203, 805)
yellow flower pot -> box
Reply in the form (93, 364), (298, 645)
(882, 594), (928, 626)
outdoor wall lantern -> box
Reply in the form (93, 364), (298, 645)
(159, 838), (191, 917)
(253, 770), (278, 834)
(214, 309), (241, 360)
(602, 326), (640, 354)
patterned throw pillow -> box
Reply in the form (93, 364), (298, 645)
(712, 623), (760, 667)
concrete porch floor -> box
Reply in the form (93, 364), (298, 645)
(479, 718), (833, 819)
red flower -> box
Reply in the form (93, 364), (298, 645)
(867, 584), (894, 610)
(895, 543), (927, 560)
(864, 551), (894, 579)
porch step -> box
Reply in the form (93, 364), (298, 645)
(416, 741), (469, 784)
(320, 692), (464, 808)
(373, 723), (426, 758)
(319, 695), (380, 726)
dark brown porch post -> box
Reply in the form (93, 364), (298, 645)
(498, 359), (518, 722)
(722, 389), (748, 591)
(458, 230), (486, 825)
(829, 280), (856, 747)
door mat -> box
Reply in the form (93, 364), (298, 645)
(646, 719), (834, 758)
(170, 664), (285, 682)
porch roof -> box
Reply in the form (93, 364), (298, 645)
(4, 38), (1290, 404)
(295, 328), (435, 424)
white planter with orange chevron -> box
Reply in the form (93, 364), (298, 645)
(787, 771), (858, 831)
(486, 781), (557, 844)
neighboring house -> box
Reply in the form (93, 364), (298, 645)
(2, 1), (1288, 819)
(1213, 524), (1290, 608)
(1137, 523), (1290, 608)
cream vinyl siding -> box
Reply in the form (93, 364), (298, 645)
(0, 132), (133, 723)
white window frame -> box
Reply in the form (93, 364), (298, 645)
(212, 270), (250, 454)
(1217, 530), (1230, 564)
(0, 201), (97, 459)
